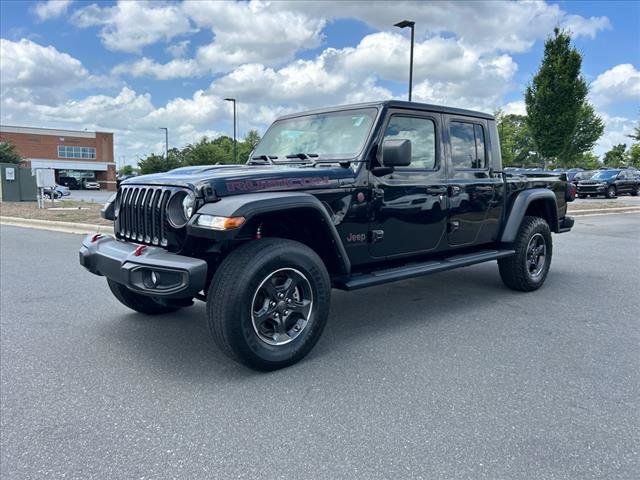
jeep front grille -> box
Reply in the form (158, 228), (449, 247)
(115, 186), (177, 247)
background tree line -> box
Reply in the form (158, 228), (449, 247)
(133, 129), (261, 175)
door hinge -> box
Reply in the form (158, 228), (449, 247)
(369, 230), (384, 243)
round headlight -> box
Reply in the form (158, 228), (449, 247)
(182, 194), (195, 219)
(167, 191), (195, 228)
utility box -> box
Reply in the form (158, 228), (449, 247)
(0, 163), (37, 201)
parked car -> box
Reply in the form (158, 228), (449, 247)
(83, 179), (101, 190)
(54, 184), (71, 196)
(59, 176), (80, 190)
(570, 170), (594, 188)
(577, 169), (640, 198)
(42, 187), (61, 199)
(80, 100), (575, 371)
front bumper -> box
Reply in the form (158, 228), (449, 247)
(79, 235), (207, 298)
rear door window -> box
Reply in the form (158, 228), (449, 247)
(450, 121), (486, 169)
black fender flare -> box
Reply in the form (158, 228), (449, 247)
(500, 188), (559, 243)
(189, 192), (351, 274)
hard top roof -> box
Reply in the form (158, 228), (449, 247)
(276, 100), (494, 121)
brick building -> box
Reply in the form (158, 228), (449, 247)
(0, 125), (116, 191)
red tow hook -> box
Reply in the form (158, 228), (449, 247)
(90, 233), (103, 243)
(133, 245), (147, 257)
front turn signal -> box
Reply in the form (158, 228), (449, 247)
(195, 215), (245, 230)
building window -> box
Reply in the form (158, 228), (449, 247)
(58, 145), (96, 159)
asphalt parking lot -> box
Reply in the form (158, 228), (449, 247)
(1, 214), (639, 479)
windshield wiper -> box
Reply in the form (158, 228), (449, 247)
(249, 155), (278, 164)
(285, 153), (319, 160)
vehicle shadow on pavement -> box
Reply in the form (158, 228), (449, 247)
(96, 263), (516, 379)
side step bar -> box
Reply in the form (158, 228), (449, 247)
(333, 249), (516, 291)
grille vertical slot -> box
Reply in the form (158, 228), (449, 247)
(115, 185), (185, 248)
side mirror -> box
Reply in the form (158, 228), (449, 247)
(382, 139), (412, 167)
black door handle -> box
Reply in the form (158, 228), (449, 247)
(426, 186), (447, 195)
(449, 185), (461, 196)
(475, 186), (494, 192)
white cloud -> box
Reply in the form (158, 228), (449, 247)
(0, 38), (89, 104)
(594, 113), (637, 156)
(72, 1), (193, 53)
(591, 64), (640, 107)
(501, 100), (527, 116)
(32, 0), (73, 22)
(166, 40), (190, 59)
(278, 0), (609, 53)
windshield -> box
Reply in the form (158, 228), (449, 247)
(592, 170), (619, 180)
(253, 108), (377, 161)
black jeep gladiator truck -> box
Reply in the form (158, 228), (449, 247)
(80, 101), (574, 370)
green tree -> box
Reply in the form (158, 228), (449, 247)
(118, 164), (135, 176)
(496, 112), (536, 167)
(628, 143), (640, 168)
(627, 123), (640, 142)
(244, 129), (261, 150)
(525, 28), (589, 162)
(602, 144), (627, 167)
(572, 152), (601, 170)
(0, 141), (22, 164)
(138, 153), (181, 175)
(560, 104), (605, 167)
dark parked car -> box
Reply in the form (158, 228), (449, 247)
(80, 100), (574, 370)
(570, 170), (594, 188)
(577, 169), (639, 198)
(59, 176), (80, 190)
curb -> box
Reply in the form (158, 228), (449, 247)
(569, 206), (640, 216)
(0, 216), (112, 235)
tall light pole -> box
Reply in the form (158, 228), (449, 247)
(394, 20), (415, 101)
(224, 98), (237, 163)
(159, 127), (168, 159)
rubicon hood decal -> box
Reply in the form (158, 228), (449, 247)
(225, 176), (330, 192)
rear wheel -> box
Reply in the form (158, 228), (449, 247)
(107, 279), (185, 315)
(498, 216), (552, 292)
(207, 238), (331, 371)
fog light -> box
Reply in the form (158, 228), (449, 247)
(195, 215), (245, 230)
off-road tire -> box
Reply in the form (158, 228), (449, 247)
(107, 279), (183, 315)
(498, 216), (552, 292)
(207, 238), (331, 371)
(605, 185), (617, 199)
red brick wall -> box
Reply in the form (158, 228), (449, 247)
(0, 129), (116, 191)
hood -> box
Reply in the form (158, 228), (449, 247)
(121, 163), (356, 197)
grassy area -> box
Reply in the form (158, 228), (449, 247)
(0, 200), (111, 225)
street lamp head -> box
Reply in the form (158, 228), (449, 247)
(394, 20), (415, 29)
(224, 98), (235, 102)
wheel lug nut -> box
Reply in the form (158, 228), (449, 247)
(270, 301), (276, 307)
(286, 298), (292, 303)
(284, 310), (290, 315)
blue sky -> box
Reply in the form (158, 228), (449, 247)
(1, 1), (638, 165)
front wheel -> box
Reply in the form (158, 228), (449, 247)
(605, 186), (617, 198)
(207, 238), (331, 371)
(498, 216), (552, 292)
